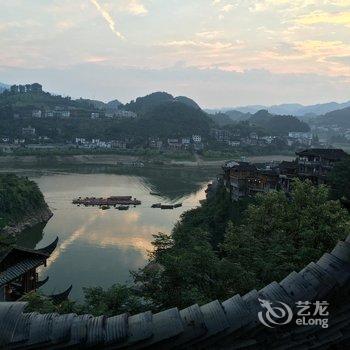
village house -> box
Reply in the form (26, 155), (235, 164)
(211, 129), (231, 142)
(45, 110), (70, 118)
(227, 140), (240, 147)
(111, 140), (127, 149)
(149, 138), (163, 149)
(91, 112), (100, 119)
(10, 83), (43, 94)
(296, 148), (348, 185)
(32, 110), (42, 118)
(167, 138), (182, 150)
(222, 148), (348, 201)
(288, 132), (313, 146)
(22, 125), (36, 136)
(222, 161), (279, 201)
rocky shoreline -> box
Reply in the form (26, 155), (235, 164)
(1, 206), (53, 236)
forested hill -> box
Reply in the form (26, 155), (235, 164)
(124, 92), (201, 115)
(316, 106), (350, 128)
(0, 88), (213, 141)
(136, 101), (213, 138)
(0, 174), (50, 231)
(249, 109), (310, 135)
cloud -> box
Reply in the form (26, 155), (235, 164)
(196, 30), (223, 39)
(89, 0), (125, 40)
(296, 10), (350, 26)
(126, 0), (148, 16)
(221, 4), (235, 12)
(158, 40), (236, 50)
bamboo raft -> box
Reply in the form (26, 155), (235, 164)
(72, 196), (141, 207)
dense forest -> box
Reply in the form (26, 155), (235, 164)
(0, 174), (48, 230)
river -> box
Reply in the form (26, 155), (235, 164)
(8, 165), (218, 300)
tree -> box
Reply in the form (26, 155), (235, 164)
(220, 180), (350, 294)
(328, 157), (350, 203)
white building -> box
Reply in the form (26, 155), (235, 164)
(192, 135), (202, 143)
(32, 110), (42, 118)
(91, 112), (100, 119)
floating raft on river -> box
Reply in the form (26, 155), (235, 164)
(152, 203), (183, 209)
(72, 196), (141, 207)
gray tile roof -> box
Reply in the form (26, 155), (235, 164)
(0, 238), (59, 288)
(0, 236), (349, 349)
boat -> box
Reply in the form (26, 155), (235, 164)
(161, 204), (174, 210)
(117, 205), (129, 211)
(72, 196), (141, 206)
(173, 203), (182, 208)
(100, 205), (110, 210)
(151, 203), (162, 208)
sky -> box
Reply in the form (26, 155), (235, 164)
(0, 0), (350, 108)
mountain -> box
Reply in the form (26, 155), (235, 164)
(317, 106), (350, 128)
(209, 112), (236, 126)
(249, 109), (310, 135)
(295, 101), (350, 117)
(218, 101), (350, 117)
(135, 101), (213, 138)
(174, 96), (201, 110)
(224, 110), (251, 121)
(107, 99), (123, 110)
(76, 98), (107, 110)
(124, 92), (201, 115)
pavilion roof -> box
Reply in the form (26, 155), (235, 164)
(0, 238), (58, 288)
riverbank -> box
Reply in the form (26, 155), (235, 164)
(0, 153), (295, 168)
(0, 173), (53, 237)
(1, 206), (53, 236)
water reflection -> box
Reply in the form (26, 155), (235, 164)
(13, 167), (216, 300)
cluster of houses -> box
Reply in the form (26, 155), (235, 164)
(221, 148), (348, 201)
(10, 83), (43, 94)
(211, 128), (317, 148)
(27, 108), (137, 120)
(160, 135), (203, 151)
(75, 138), (127, 149)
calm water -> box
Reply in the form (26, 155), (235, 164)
(11, 166), (216, 300)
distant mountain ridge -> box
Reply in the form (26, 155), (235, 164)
(208, 100), (350, 117)
(316, 106), (350, 128)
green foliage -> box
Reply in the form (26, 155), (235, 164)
(328, 157), (350, 202)
(220, 180), (349, 293)
(81, 284), (152, 317)
(22, 291), (77, 314)
(0, 174), (47, 226)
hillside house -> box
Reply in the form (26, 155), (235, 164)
(296, 148), (348, 185)
(22, 126), (36, 136)
(32, 110), (42, 118)
(222, 161), (279, 201)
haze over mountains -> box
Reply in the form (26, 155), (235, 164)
(207, 101), (350, 118)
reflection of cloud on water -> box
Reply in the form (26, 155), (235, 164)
(38, 211), (104, 272)
(122, 211), (140, 223)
